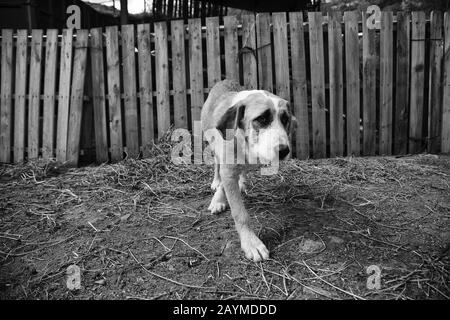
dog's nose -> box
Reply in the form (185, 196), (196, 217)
(278, 145), (290, 160)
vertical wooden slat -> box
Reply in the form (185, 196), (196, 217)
(273, 12), (290, 101)
(42, 29), (58, 159)
(105, 26), (123, 161)
(206, 17), (221, 87)
(224, 15), (239, 81)
(56, 29), (73, 162)
(442, 12), (450, 153)
(362, 11), (377, 156)
(289, 12), (309, 159)
(394, 12), (410, 155)
(0, 29), (13, 163)
(380, 11), (394, 155)
(28, 29), (43, 159)
(90, 27), (109, 163)
(242, 14), (257, 89)
(188, 18), (204, 127)
(328, 11), (344, 157)
(155, 21), (170, 138)
(67, 30), (89, 166)
(344, 11), (361, 156)
(188, 18), (204, 164)
(428, 11), (444, 154)
(171, 20), (188, 129)
(137, 23), (155, 156)
(13, 30), (28, 163)
(121, 24), (139, 158)
(308, 12), (326, 158)
(256, 13), (272, 91)
(409, 11), (426, 154)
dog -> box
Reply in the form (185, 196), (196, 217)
(201, 79), (295, 262)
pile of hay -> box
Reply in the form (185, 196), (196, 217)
(0, 139), (449, 300)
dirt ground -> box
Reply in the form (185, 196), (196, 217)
(0, 147), (449, 300)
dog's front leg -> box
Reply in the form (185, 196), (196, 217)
(220, 165), (269, 262)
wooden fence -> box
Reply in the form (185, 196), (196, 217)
(1, 11), (450, 166)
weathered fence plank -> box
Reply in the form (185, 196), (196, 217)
(56, 29), (73, 163)
(188, 18), (204, 164)
(105, 26), (123, 161)
(409, 11), (426, 154)
(273, 12), (290, 101)
(328, 11), (344, 157)
(188, 18), (204, 127)
(380, 11), (394, 155)
(442, 12), (450, 153)
(362, 11), (377, 156)
(289, 12), (309, 160)
(171, 20), (188, 129)
(242, 14), (258, 90)
(137, 23), (155, 156)
(308, 12), (326, 158)
(256, 13), (272, 91)
(42, 29), (58, 159)
(155, 22), (171, 138)
(121, 24), (140, 158)
(224, 15), (239, 81)
(344, 11), (361, 156)
(428, 11), (444, 154)
(13, 30), (28, 163)
(0, 29), (13, 163)
(206, 17), (221, 88)
(67, 30), (89, 166)
(90, 28), (109, 163)
(28, 29), (43, 159)
(394, 12), (410, 155)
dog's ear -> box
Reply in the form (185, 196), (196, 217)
(216, 101), (246, 140)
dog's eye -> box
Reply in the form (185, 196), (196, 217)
(280, 113), (290, 127)
(254, 111), (272, 127)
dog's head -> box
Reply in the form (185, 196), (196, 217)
(216, 90), (296, 163)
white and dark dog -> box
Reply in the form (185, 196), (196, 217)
(201, 79), (295, 262)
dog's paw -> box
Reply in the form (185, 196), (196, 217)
(240, 231), (269, 262)
(208, 199), (227, 214)
(211, 178), (221, 191)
